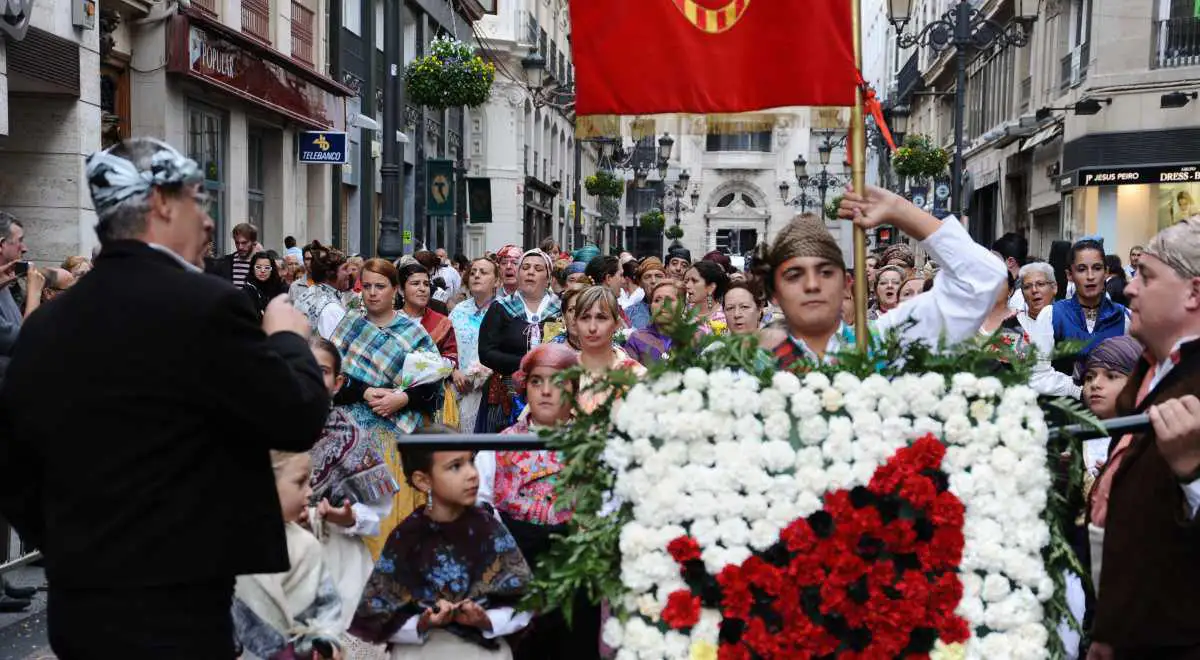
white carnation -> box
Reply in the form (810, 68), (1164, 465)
(688, 441), (717, 467)
(690, 517), (720, 548)
(790, 389), (822, 418)
(981, 573), (1012, 603)
(764, 412), (794, 443)
(678, 388), (705, 414)
(969, 399), (996, 423)
(826, 461), (854, 489)
(976, 376), (1004, 399)
(682, 367), (708, 392)
(950, 372), (979, 397)
(822, 388), (845, 412)
(832, 371), (862, 393)
(602, 617), (625, 649)
(718, 518), (751, 546)
(663, 631), (690, 658)
(749, 519), (782, 550)
(761, 440), (796, 473)
(803, 372), (831, 390)
(759, 387), (788, 416)
(651, 372), (683, 394)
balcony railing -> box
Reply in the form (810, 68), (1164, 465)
(1059, 42), (1089, 92)
(192, 0), (218, 17)
(241, 0), (271, 43)
(290, 1), (314, 66)
(1154, 16), (1200, 69)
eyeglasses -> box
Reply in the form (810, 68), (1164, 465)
(1020, 280), (1052, 291)
(254, 265), (273, 273)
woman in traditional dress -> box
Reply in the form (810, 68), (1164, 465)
(330, 259), (451, 560)
(625, 281), (681, 365)
(448, 256), (500, 434)
(397, 263), (459, 426)
(482, 344), (598, 660)
(349, 436), (532, 660)
(574, 286), (646, 414)
(296, 245), (353, 339)
(547, 283), (588, 350)
(477, 249), (562, 432)
(683, 260), (729, 335)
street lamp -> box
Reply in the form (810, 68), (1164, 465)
(890, 104), (910, 145)
(785, 153), (848, 214)
(888, 0), (1035, 217)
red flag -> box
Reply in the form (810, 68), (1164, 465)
(571, 0), (857, 116)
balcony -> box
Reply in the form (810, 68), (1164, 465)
(241, 0), (271, 44)
(192, 0), (218, 17)
(290, 1), (314, 66)
(1059, 42), (1089, 93)
(1154, 16), (1200, 69)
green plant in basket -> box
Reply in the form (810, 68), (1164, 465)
(824, 195), (844, 221)
(664, 224), (684, 240)
(585, 171), (625, 198)
(639, 209), (666, 233)
(405, 36), (496, 109)
(891, 134), (950, 180)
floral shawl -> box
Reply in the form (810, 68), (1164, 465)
(496, 419), (570, 526)
(330, 310), (450, 434)
(297, 283), (344, 333)
(309, 407), (400, 506)
(349, 505), (530, 648)
(418, 307), (459, 368)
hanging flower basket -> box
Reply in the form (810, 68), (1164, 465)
(892, 134), (950, 180)
(405, 36), (496, 109)
(586, 171), (626, 198)
(640, 209), (666, 233)
(664, 224), (684, 240)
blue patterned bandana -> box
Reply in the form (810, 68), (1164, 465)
(85, 139), (203, 217)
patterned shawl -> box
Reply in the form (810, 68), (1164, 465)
(349, 505), (530, 647)
(496, 420), (569, 526)
(496, 290), (561, 323)
(309, 408), (400, 506)
(298, 283), (344, 334)
(330, 310), (451, 434)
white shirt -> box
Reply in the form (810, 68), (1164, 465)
(317, 302), (347, 340)
(1026, 306), (1082, 399)
(1007, 285), (1027, 314)
(437, 265), (462, 299)
(791, 216), (1005, 363)
(619, 287), (644, 310)
(475, 451), (497, 507)
(390, 608), (532, 644)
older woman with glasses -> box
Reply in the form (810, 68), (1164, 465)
(1018, 261), (1085, 398)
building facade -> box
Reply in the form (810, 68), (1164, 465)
(892, 0), (1200, 263)
(472, 0), (596, 254)
(0, 0), (102, 263)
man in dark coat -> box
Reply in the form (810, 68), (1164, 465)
(0, 138), (330, 659)
(1089, 217), (1200, 660)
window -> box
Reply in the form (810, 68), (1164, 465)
(248, 129), (266, 243)
(188, 105), (226, 249)
(717, 193), (755, 208)
(291, 0), (315, 66)
(1155, 0), (1200, 68)
(241, 0), (271, 43)
(343, 0), (360, 35)
(705, 130), (771, 152)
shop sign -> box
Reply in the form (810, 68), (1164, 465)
(171, 20), (341, 128)
(426, 159), (456, 217)
(931, 178), (951, 219)
(298, 131), (348, 164)
(1072, 163), (1200, 187)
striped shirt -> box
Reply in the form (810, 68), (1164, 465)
(230, 256), (251, 288)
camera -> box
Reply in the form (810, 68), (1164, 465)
(12, 262), (28, 277)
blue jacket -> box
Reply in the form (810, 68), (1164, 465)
(1050, 295), (1128, 373)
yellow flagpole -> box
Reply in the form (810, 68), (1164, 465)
(850, 0), (869, 349)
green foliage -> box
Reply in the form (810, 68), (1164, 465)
(824, 195), (844, 221)
(584, 170), (625, 198)
(891, 134), (950, 179)
(664, 224), (684, 240)
(405, 36), (495, 109)
(639, 208), (666, 233)
(598, 197), (620, 224)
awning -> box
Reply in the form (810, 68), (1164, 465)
(1021, 124), (1063, 152)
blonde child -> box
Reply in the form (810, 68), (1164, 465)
(233, 450), (344, 660)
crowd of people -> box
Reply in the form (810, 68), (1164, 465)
(0, 136), (1199, 660)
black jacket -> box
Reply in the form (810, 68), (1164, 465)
(0, 241), (330, 589)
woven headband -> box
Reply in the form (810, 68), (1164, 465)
(86, 139), (203, 217)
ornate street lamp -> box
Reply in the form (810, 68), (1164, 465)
(890, 104), (910, 145)
(658, 133), (675, 162)
(887, 0), (1035, 216)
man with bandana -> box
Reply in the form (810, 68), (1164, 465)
(0, 138), (330, 659)
(758, 185), (1005, 367)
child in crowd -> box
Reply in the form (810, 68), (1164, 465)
(233, 450), (344, 660)
(307, 338), (402, 650)
(348, 427), (532, 659)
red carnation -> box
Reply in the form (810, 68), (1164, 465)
(718, 643), (751, 660)
(930, 491), (965, 527)
(667, 535), (703, 564)
(908, 434), (948, 469)
(662, 589), (702, 629)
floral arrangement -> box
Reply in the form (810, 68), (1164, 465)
(892, 134), (950, 180)
(665, 224), (685, 240)
(640, 209), (667, 233)
(405, 36), (496, 109)
(525, 312), (1091, 660)
(586, 170), (626, 198)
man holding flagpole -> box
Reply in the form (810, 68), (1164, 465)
(757, 185), (1005, 366)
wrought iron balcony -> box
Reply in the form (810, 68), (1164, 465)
(1154, 15), (1200, 69)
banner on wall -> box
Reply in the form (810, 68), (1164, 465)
(1159, 182), (1200, 230)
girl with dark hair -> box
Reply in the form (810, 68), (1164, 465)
(1104, 254), (1128, 306)
(684, 260), (729, 335)
(242, 251), (288, 317)
(1047, 239), (1072, 301)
